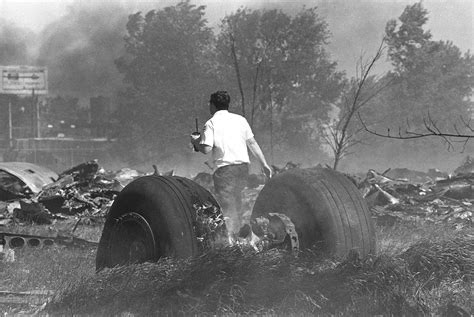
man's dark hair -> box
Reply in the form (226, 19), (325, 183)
(210, 91), (230, 110)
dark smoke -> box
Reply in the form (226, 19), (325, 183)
(3, 1), (471, 98)
(35, 2), (129, 99)
(0, 19), (34, 65)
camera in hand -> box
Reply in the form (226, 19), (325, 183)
(191, 132), (200, 152)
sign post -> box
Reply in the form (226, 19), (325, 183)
(0, 66), (48, 140)
(0, 66), (48, 95)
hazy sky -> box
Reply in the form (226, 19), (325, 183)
(1, 0), (472, 75)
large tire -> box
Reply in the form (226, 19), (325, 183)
(251, 167), (375, 258)
(96, 175), (222, 270)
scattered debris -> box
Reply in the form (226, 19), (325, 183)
(0, 231), (98, 250)
(271, 161), (300, 174)
(384, 167), (448, 183)
(453, 155), (474, 176)
(13, 200), (55, 225)
(0, 162), (58, 201)
(111, 168), (146, 186)
(0, 290), (52, 305)
(0, 160), (147, 228)
(193, 202), (227, 251)
(252, 213), (299, 253)
(360, 164), (473, 228)
(2, 157), (472, 252)
(0, 237), (15, 262)
(57, 160), (99, 184)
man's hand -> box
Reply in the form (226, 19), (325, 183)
(262, 163), (273, 179)
(190, 132), (201, 152)
(190, 133), (212, 154)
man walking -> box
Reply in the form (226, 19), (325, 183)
(191, 91), (272, 234)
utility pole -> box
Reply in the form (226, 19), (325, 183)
(31, 89), (35, 137)
(8, 97), (13, 147)
(36, 95), (41, 138)
(32, 89), (41, 138)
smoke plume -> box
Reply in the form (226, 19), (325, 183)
(2, 1), (472, 98)
(34, 2), (130, 100)
(0, 20), (34, 65)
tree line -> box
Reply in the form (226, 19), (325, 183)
(0, 1), (471, 171)
(105, 1), (474, 171)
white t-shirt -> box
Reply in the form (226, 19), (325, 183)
(200, 110), (254, 168)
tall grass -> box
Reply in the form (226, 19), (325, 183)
(42, 223), (473, 316)
(0, 223), (99, 314)
(1, 221), (472, 315)
(0, 247), (95, 292)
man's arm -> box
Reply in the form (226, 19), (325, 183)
(191, 120), (213, 154)
(191, 135), (212, 154)
(246, 137), (273, 178)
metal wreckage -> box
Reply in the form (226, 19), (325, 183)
(358, 158), (474, 228)
(1, 157), (473, 267)
(0, 160), (141, 256)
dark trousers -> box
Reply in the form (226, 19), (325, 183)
(213, 163), (249, 233)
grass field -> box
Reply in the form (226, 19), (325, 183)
(1, 221), (472, 315)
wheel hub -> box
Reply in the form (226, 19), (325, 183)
(109, 212), (157, 265)
(252, 213), (299, 253)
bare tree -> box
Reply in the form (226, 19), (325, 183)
(321, 39), (392, 170)
(226, 20), (246, 117)
(250, 53), (264, 129)
(359, 111), (474, 151)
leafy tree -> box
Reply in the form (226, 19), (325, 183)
(215, 7), (345, 160)
(114, 1), (216, 163)
(385, 2), (432, 74)
(382, 1), (473, 130)
(356, 2), (474, 170)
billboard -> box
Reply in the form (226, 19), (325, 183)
(0, 66), (48, 95)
